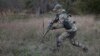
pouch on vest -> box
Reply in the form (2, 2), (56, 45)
(63, 20), (72, 29)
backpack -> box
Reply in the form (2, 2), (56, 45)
(63, 20), (72, 30)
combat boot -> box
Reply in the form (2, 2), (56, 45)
(82, 47), (88, 52)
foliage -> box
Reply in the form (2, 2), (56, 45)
(74, 0), (100, 14)
(0, 0), (100, 14)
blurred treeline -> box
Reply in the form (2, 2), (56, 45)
(0, 0), (100, 15)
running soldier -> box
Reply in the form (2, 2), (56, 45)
(48, 4), (88, 52)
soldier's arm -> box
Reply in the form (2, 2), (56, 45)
(50, 14), (59, 24)
(48, 14), (59, 30)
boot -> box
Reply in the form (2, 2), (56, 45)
(82, 47), (88, 52)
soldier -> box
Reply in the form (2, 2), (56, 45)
(48, 4), (88, 52)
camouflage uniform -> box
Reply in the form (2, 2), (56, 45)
(50, 4), (88, 52)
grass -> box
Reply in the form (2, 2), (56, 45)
(0, 14), (100, 56)
(0, 13), (30, 23)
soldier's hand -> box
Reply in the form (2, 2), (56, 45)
(47, 22), (53, 30)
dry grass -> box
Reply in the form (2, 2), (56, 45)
(0, 14), (100, 56)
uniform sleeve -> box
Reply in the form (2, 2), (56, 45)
(51, 14), (59, 24)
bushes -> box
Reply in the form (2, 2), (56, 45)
(73, 0), (100, 14)
(58, 0), (100, 14)
(0, 0), (100, 14)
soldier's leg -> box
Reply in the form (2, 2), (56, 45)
(52, 32), (68, 52)
(56, 32), (68, 48)
(68, 31), (88, 52)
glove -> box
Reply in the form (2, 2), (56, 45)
(47, 22), (53, 30)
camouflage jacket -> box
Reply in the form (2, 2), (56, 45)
(51, 10), (77, 31)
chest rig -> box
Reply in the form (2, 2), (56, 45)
(56, 13), (72, 30)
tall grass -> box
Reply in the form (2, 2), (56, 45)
(0, 13), (30, 23)
(0, 15), (100, 56)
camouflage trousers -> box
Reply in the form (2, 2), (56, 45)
(56, 31), (86, 49)
(52, 23), (87, 50)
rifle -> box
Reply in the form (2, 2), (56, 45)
(41, 23), (53, 43)
(42, 28), (50, 39)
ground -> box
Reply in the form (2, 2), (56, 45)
(0, 14), (100, 56)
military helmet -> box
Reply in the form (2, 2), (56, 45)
(53, 4), (62, 11)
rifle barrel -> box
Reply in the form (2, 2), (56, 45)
(43, 29), (49, 38)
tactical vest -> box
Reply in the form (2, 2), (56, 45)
(63, 20), (72, 30)
(56, 13), (72, 30)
